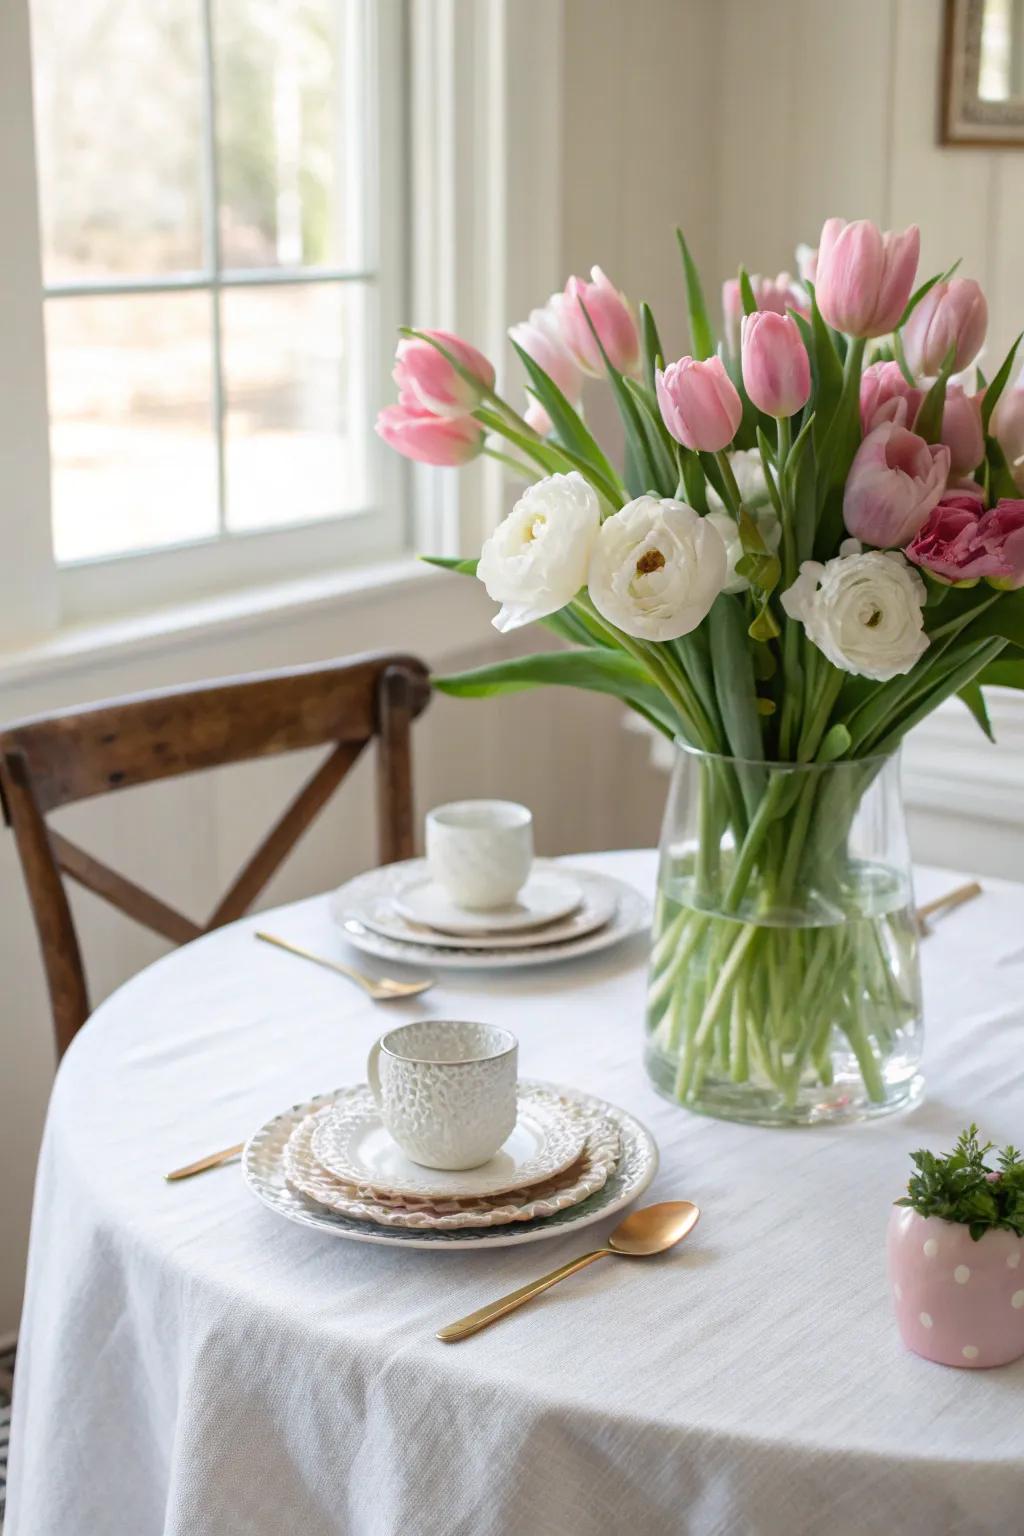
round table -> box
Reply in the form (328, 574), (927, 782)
(7, 851), (1024, 1536)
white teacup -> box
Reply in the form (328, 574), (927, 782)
(426, 799), (533, 910)
(367, 1020), (518, 1170)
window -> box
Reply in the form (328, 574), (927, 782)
(28, 0), (405, 593)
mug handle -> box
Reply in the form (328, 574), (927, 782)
(367, 1039), (383, 1106)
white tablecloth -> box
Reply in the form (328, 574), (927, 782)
(7, 852), (1024, 1536)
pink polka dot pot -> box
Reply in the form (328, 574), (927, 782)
(888, 1207), (1024, 1368)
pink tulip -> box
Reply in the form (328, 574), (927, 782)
(561, 266), (641, 377)
(940, 383), (985, 476)
(722, 273), (809, 354)
(740, 311), (811, 418)
(843, 420), (950, 546)
(902, 278), (988, 378)
(906, 495), (1024, 586)
(393, 330), (495, 418)
(375, 402), (484, 466)
(815, 218), (920, 339)
(991, 379), (1024, 489)
(509, 294), (584, 436)
(656, 356), (743, 453)
(860, 360), (924, 433)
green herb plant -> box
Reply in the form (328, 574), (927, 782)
(895, 1125), (1024, 1241)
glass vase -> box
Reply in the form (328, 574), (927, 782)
(644, 745), (923, 1127)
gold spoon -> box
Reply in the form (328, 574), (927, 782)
(254, 931), (434, 1000)
(436, 1200), (701, 1343)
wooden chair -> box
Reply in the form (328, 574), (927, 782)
(0, 651), (431, 1060)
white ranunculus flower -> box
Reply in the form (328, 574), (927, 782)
(706, 508), (782, 595)
(588, 495), (728, 642)
(780, 538), (929, 681)
(706, 447), (771, 512)
(477, 471), (601, 633)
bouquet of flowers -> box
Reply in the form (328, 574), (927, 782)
(377, 218), (1024, 1125)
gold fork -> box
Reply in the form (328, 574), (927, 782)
(254, 931), (434, 1000)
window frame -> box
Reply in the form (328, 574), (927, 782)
(0, 0), (564, 657)
(32, 0), (410, 621)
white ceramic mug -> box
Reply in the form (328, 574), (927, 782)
(367, 1020), (518, 1170)
(425, 799), (533, 910)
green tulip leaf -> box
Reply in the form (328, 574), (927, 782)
(981, 332), (1023, 433)
(914, 342), (959, 444)
(676, 228), (715, 360)
(420, 554), (479, 576)
(957, 681), (995, 742)
(433, 648), (681, 738)
(510, 338), (623, 498)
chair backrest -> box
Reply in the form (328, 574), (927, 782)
(0, 651), (431, 1059)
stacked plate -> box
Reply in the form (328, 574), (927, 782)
(243, 1080), (659, 1250)
(331, 858), (650, 970)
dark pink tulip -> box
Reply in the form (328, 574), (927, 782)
(816, 217), (920, 339)
(843, 420), (950, 546)
(740, 311), (810, 418)
(903, 278), (988, 378)
(906, 495), (1024, 586)
(860, 361), (924, 433)
(375, 403), (484, 466)
(656, 356), (743, 453)
(393, 330), (495, 418)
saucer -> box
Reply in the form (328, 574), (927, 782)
(309, 1082), (589, 1201)
(393, 868), (582, 935)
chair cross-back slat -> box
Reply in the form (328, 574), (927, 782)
(0, 651), (431, 1059)
(205, 737), (365, 930)
(51, 829), (204, 946)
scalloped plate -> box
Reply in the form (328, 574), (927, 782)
(331, 862), (649, 969)
(242, 1080), (659, 1250)
(283, 1098), (621, 1230)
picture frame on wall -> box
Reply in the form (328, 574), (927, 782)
(942, 0), (1024, 145)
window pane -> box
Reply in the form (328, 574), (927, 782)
(30, 0), (205, 281)
(47, 293), (218, 562)
(215, 0), (361, 270)
(222, 284), (366, 532)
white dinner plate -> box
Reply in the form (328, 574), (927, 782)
(243, 1080), (659, 1250)
(309, 1082), (588, 1200)
(393, 868), (582, 935)
(330, 862), (649, 970)
(283, 1094), (622, 1230)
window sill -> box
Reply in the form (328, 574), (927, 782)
(0, 556), (444, 690)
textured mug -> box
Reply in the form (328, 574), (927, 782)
(425, 800), (533, 910)
(367, 1020), (518, 1170)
